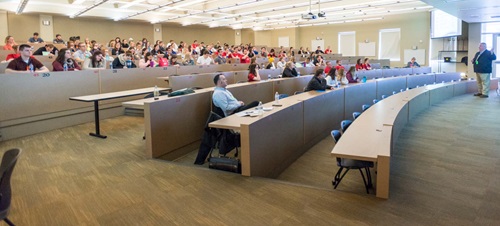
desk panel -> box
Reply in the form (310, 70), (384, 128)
(227, 81), (274, 105)
(343, 81), (377, 117)
(0, 70), (99, 121)
(435, 72), (461, 83)
(376, 76), (407, 99)
(169, 73), (216, 91)
(429, 84), (454, 105)
(273, 75), (312, 96)
(406, 74), (436, 88)
(412, 67), (431, 74)
(303, 90), (344, 144)
(407, 91), (430, 120)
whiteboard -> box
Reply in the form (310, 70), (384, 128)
(404, 49), (426, 65)
(278, 36), (289, 47)
(311, 40), (324, 51)
(358, 42), (376, 57)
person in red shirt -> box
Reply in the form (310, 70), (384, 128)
(247, 63), (262, 82)
(5, 44), (49, 73)
(52, 48), (81, 71)
(268, 49), (276, 58)
(5, 45), (20, 61)
(191, 40), (199, 50)
(334, 60), (345, 70)
(3, 35), (17, 50)
(324, 61), (333, 74)
(240, 49), (251, 64)
(355, 58), (364, 71)
(362, 58), (372, 70)
(324, 46), (332, 54)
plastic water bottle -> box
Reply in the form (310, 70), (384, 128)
(29, 64), (34, 72)
(274, 92), (279, 104)
(257, 101), (263, 115)
(268, 74), (272, 80)
(126, 60), (132, 68)
(362, 76), (367, 83)
(153, 85), (159, 100)
(63, 63), (68, 71)
(150, 60), (155, 67)
(109, 61), (113, 69)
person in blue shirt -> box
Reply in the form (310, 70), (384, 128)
(212, 74), (259, 117)
(28, 32), (44, 43)
(472, 42), (496, 98)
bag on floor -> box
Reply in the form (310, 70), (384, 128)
(208, 156), (241, 173)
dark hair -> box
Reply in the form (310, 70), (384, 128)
(213, 74), (222, 85)
(55, 48), (69, 64)
(19, 44), (31, 51)
(357, 58), (362, 65)
(249, 64), (257, 75)
(56, 34), (61, 37)
(90, 51), (103, 68)
(33, 32), (39, 36)
(314, 69), (324, 77)
(364, 57), (369, 63)
(144, 52), (151, 59)
(327, 68), (336, 79)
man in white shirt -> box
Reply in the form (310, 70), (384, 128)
(197, 51), (214, 65)
(212, 74), (259, 116)
(73, 43), (91, 64)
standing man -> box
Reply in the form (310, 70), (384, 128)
(5, 44), (49, 73)
(212, 74), (259, 117)
(472, 42), (496, 98)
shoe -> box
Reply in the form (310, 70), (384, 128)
(480, 95), (489, 98)
(473, 93), (482, 96)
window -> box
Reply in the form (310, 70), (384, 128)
(338, 31), (355, 56)
(482, 22), (500, 33)
(379, 28), (401, 61)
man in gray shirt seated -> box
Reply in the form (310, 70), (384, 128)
(212, 74), (259, 117)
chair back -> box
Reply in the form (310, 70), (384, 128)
(340, 120), (352, 133)
(352, 112), (361, 120)
(381, 94), (387, 99)
(278, 94), (289, 99)
(373, 99), (379, 104)
(293, 91), (303, 95)
(211, 102), (225, 118)
(0, 148), (21, 218)
(362, 104), (371, 112)
(330, 130), (341, 144)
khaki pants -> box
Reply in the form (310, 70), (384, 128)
(476, 73), (491, 95)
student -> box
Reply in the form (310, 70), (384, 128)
(138, 52), (156, 68)
(325, 67), (337, 86)
(282, 62), (298, 77)
(28, 32), (44, 43)
(346, 66), (359, 83)
(83, 51), (106, 69)
(304, 69), (334, 91)
(3, 35), (17, 50)
(112, 51), (136, 69)
(212, 74), (259, 117)
(407, 57), (420, 68)
(5, 44), (49, 73)
(248, 63), (262, 82)
(362, 58), (372, 70)
(355, 58), (364, 71)
(5, 45), (20, 61)
(52, 48), (81, 71)
(33, 44), (58, 56)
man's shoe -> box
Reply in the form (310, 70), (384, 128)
(480, 95), (489, 98)
(473, 93), (482, 96)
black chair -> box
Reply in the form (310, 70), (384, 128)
(0, 148), (22, 226)
(330, 131), (373, 194)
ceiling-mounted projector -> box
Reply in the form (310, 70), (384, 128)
(302, 12), (317, 20)
(318, 12), (326, 17)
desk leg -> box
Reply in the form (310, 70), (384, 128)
(89, 100), (107, 139)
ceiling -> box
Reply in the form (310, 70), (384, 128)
(0, 0), (498, 30)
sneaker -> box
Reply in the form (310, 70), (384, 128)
(473, 93), (482, 96)
(480, 95), (489, 98)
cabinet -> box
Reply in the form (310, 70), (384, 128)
(437, 50), (468, 73)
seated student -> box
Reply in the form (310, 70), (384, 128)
(324, 61), (333, 74)
(169, 54), (181, 66)
(138, 52), (156, 68)
(111, 42), (124, 55)
(5, 44), (49, 73)
(33, 44), (58, 56)
(282, 61), (298, 77)
(83, 51), (105, 70)
(265, 57), (276, 69)
(276, 57), (286, 69)
(5, 45), (20, 62)
(334, 60), (345, 70)
(197, 50), (214, 65)
(346, 66), (359, 83)
(248, 64), (262, 82)
(304, 69), (334, 92)
(212, 74), (259, 117)
(324, 46), (332, 54)
(362, 57), (371, 70)
(303, 57), (315, 67)
(407, 57), (420, 68)
(325, 67), (337, 86)
(355, 58), (364, 71)
(52, 48), (81, 71)
(183, 52), (195, 65)
(313, 55), (325, 66)
(315, 46), (324, 54)
(3, 35), (17, 50)
(337, 68), (349, 85)
(53, 34), (66, 44)
(112, 51), (136, 69)
(28, 32), (44, 43)
(268, 48), (277, 58)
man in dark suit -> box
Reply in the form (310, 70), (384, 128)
(472, 42), (496, 98)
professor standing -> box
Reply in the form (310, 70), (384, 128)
(472, 42), (496, 98)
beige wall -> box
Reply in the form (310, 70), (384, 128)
(162, 25), (235, 45)
(0, 11), (8, 42)
(241, 29), (255, 45)
(7, 13), (39, 43)
(255, 30), (272, 47)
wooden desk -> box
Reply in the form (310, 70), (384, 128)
(70, 87), (169, 139)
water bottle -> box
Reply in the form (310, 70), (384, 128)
(153, 85), (159, 100)
(268, 74), (272, 80)
(109, 61), (113, 69)
(63, 63), (68, 71)
(150, 60), (155, 67)
(126, 60), (132, 68)
(257, 101), (263, 115)
(362, 76), (367, 83)
(29, 64), (34, 72)
(274, 92), (279, 104)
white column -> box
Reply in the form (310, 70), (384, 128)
(39, 14), (54, 42)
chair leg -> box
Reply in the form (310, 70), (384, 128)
(365, 167), (373, 189)
(334, 168), (350, 189)
(358, 168), (370, 194)
(4, 217), (15, 226)
(332, 167), (343, 186)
